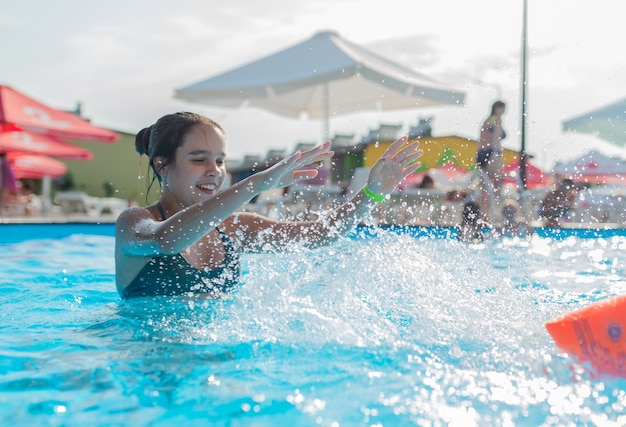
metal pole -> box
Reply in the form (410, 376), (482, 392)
(520, 0), (528, 190)
(322, 82), (330, 142)
(322, 82), (331, 184)
(41, 174), (51, 214)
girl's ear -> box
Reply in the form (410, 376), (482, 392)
(153, 157), (167, 178)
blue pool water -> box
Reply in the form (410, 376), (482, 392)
(1, 224), (626, 426)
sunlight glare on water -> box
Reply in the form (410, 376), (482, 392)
(1, 226), (626, 426)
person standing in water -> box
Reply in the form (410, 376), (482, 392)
(115, 112), (423, 299)
(456, 200), (489, 243)
(539, 178), (579, 228)
(499, 199), (533, 237)
(476, 101), (507, 206)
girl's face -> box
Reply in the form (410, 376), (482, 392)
(161, 123), (227, 207)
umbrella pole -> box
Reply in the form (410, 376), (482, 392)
(41, 175), (51, 214)
(322, 83), (331, 185)
(322, 82), (330, 141)
(517, 0), (530, 223)
(519, 0), (528, 191)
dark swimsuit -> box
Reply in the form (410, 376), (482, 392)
(476, 127), (506, 168)
(122, 202), (241, 299)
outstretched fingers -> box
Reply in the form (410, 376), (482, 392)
(385, 135), (409, 156)
(392, 139), (422, 161)
(374, 137), (422, 170)
(260, 142), (333, 190)
(365, 137), (425, 196)
(298, 140), (334, 165)
(259, 151), (302, 188)
(398, 147), (423, 169)
(392, 140), (422, 174)
(280, 150), (302, 167)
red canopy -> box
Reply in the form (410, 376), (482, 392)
(7, 152), (67, 180)
(0, 85), (119, 143)
(0, 124), (92, 160)
(504, 160), (552, 188)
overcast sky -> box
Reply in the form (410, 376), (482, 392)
(2, 0), (625, 170)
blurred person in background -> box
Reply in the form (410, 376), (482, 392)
(539, 178), (579, 228)
(0, 152), (18, 213)
(476, 101), (507, 204)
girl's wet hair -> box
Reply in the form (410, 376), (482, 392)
(135, 112), (224, 196)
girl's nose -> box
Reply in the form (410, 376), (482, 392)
(205, 162), (220, 176)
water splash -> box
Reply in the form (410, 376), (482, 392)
(3, 231), (626, 425)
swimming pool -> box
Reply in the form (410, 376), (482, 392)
(1, 223), (625, 426)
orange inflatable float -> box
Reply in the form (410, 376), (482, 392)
(545, 294), (626, 378)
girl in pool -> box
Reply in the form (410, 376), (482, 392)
(115, 112), (423, 299)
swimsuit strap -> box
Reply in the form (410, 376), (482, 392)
(156, 201), (166, 221)
(216, 227), (237, 255)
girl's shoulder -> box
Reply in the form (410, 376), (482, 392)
(115, 206), (158, 230)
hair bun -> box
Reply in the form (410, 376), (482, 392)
(135, 126), (152, 156)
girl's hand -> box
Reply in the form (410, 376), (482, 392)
(256, 141), (334, 191)
(366, 136), (423, 196)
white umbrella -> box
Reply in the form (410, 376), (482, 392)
(562, 98), (626, 147)
(174, 30), (465, 139)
